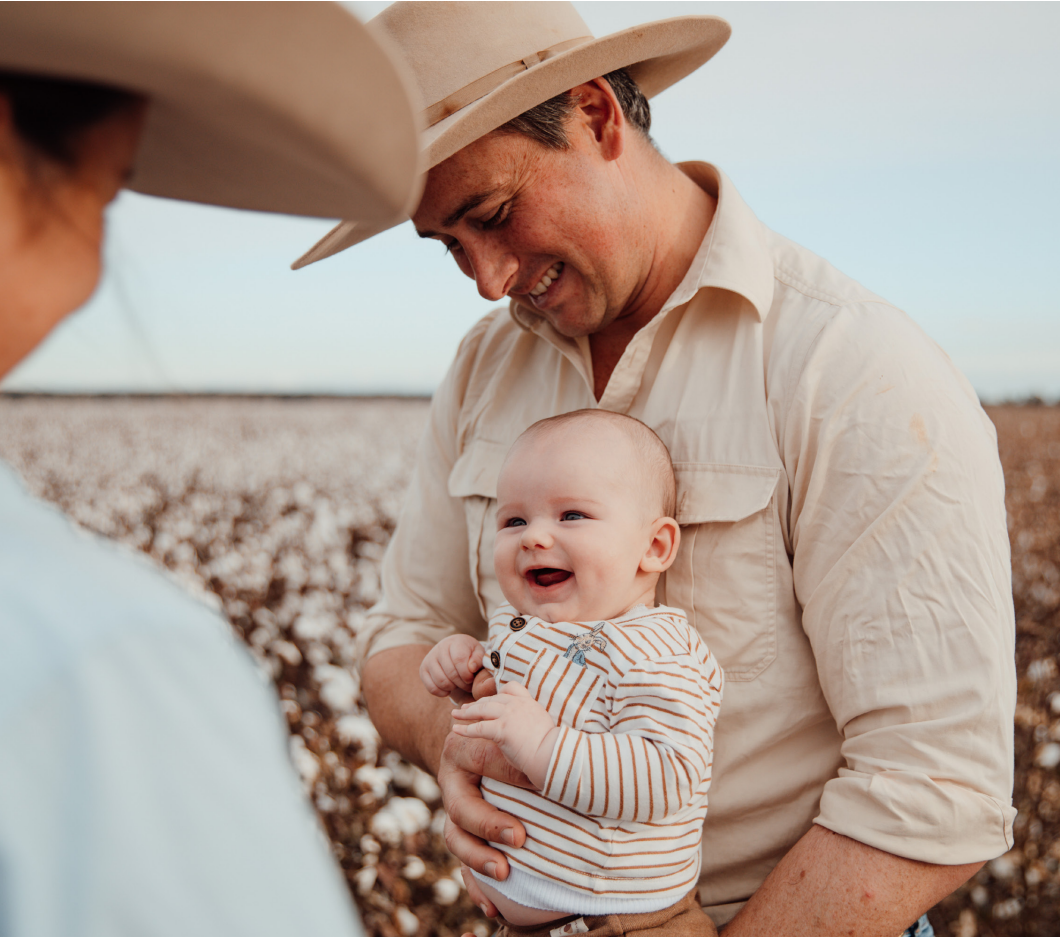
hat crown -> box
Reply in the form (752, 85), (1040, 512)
(374, 1), (593, 115)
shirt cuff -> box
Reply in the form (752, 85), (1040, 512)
(815, 768), (1016, 864)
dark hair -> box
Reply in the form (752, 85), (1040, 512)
(496, 67), (652, 151)
(0, 71), (140, 167)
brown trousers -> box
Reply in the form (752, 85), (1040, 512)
(493, 889), (718, 937)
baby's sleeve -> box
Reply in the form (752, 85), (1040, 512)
(541, 649), (723, 822)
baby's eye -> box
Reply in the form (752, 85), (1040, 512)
(504, 517), (527, 528)
(561, 511), (586, 522)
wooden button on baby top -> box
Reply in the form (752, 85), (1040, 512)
(490, 651), (501, 668)
(509, 617), (527, 631)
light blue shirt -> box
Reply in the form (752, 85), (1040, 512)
(0, 463), (365, 937)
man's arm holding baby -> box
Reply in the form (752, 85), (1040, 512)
(362, 644), (531, 880)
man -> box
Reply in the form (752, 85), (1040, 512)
(296, 4), (1015, 933)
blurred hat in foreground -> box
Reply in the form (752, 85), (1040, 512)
(292, 0), (730, 268)
(0, 1), (422, 225)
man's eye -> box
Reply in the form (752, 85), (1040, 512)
(480, 202), (510, 230)
(504, 517), (526, 527)
(561, 511), (586, 521)
(443, 239), (462, 255)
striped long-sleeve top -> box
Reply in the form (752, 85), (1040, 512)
(480, 602), (724, 909)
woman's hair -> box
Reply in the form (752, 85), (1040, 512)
(0, 70), (140, 167)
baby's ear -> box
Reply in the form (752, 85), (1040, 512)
(640, 517), (681, 574)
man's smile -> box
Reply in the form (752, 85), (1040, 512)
(526, 261), (565, 309)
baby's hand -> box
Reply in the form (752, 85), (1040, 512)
(419, 634), (485, 699)
(451, 682), (558, 789)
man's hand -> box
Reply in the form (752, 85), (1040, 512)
(363, 646), (531, 896)
(419, 634), (485, 702)
(437, 730), (531, 888)
(451, 682), (559, 789)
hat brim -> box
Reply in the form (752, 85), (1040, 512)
(292, 14), (729, 269)
(0, 2), (422, 225)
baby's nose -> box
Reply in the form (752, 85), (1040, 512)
(521, 521), (553, 549)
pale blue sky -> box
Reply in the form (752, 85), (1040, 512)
(5, 2), (1058, 400)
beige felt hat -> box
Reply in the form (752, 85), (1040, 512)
(0, 2), (421, 225)
(292, 0), (730, 268)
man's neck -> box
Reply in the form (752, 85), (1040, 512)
(588, 158), (715, 400)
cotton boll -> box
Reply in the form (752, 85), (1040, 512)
(354, 764), (393, 800)
(1035, 742), (1060, 769)
(430, 809), (447, 837)
(335, 713), (380, 760)
(989, 852), (1020, 880)
(993, 898), (1022, 920)
(270, 640), (302, 666)
(412, 768), (441, 803)
(315, 664), (358, 713)
(433, 876), (461, 905)
(289, 736), (319, 784)
(354, 865), (378, 896)
(395, 906), (420, 937)
(403, 855), (427, 880)
(369, 796), (432, 844)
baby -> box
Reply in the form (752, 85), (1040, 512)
(420, 410), (723, 937)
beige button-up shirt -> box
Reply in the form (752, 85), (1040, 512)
(359, 164), (1016, 923)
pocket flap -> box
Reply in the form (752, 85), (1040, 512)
(448, 438), (509, 498)
(674, 463), (781, 525)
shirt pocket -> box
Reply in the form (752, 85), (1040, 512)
(448, 437), (508, 620)
(523, 647), (604, 732)
(665, 463), (782, 682)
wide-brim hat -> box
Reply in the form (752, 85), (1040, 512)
(0, 2), (421, 226)
(292, 0), (730, 268)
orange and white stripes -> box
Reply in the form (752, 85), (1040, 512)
(480, 604), (723, 902)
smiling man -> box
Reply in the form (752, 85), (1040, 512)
(296, 4), (1016, 934)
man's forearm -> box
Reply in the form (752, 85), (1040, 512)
(361, 644), (453, 774)
(723, 825), (983, 936)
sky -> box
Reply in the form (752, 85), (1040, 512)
(4, 1), (1058, 401)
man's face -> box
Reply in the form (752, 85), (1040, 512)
(412, 128), (644, 339)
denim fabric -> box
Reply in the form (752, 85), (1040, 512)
(902, 914), (935, 937)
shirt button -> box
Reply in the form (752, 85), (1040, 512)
(490, 651), (501, 668)
(510, 617), (526, 632)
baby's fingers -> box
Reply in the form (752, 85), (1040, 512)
(453, 644), (485, 688)
(451, 697), (506, 723)
(420, 657), (455, 697)
(452, 720), (501, 742)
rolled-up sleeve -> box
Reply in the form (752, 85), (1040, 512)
(355, 315), (494, 669)
(779, 301), (1016, 863)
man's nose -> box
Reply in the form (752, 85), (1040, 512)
(464, 240), (517, 302)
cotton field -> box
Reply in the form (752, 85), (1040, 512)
(0, 395), (1057, 937)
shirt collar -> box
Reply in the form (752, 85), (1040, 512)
(508, 163), (776, 337)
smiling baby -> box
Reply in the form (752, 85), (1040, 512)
(420, 410), (724, 937)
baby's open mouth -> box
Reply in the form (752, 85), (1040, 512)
(528, 568), (571, 588)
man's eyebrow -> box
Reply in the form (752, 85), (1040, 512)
(415, 189), (499, 239)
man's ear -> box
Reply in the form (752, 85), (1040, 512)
(640, 517), (680, 574)
(568, 77), (625, 161)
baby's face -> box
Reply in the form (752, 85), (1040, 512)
(494, 424), (661, 623)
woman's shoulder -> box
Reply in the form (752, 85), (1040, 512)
(0, 464), (241, 713)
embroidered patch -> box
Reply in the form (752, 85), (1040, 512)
(550, 918), (589, 937)
(563, 623), (606, 668)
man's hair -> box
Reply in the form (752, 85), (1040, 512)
(518, 409), (677, 519)
(495, 68), (652, 151)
